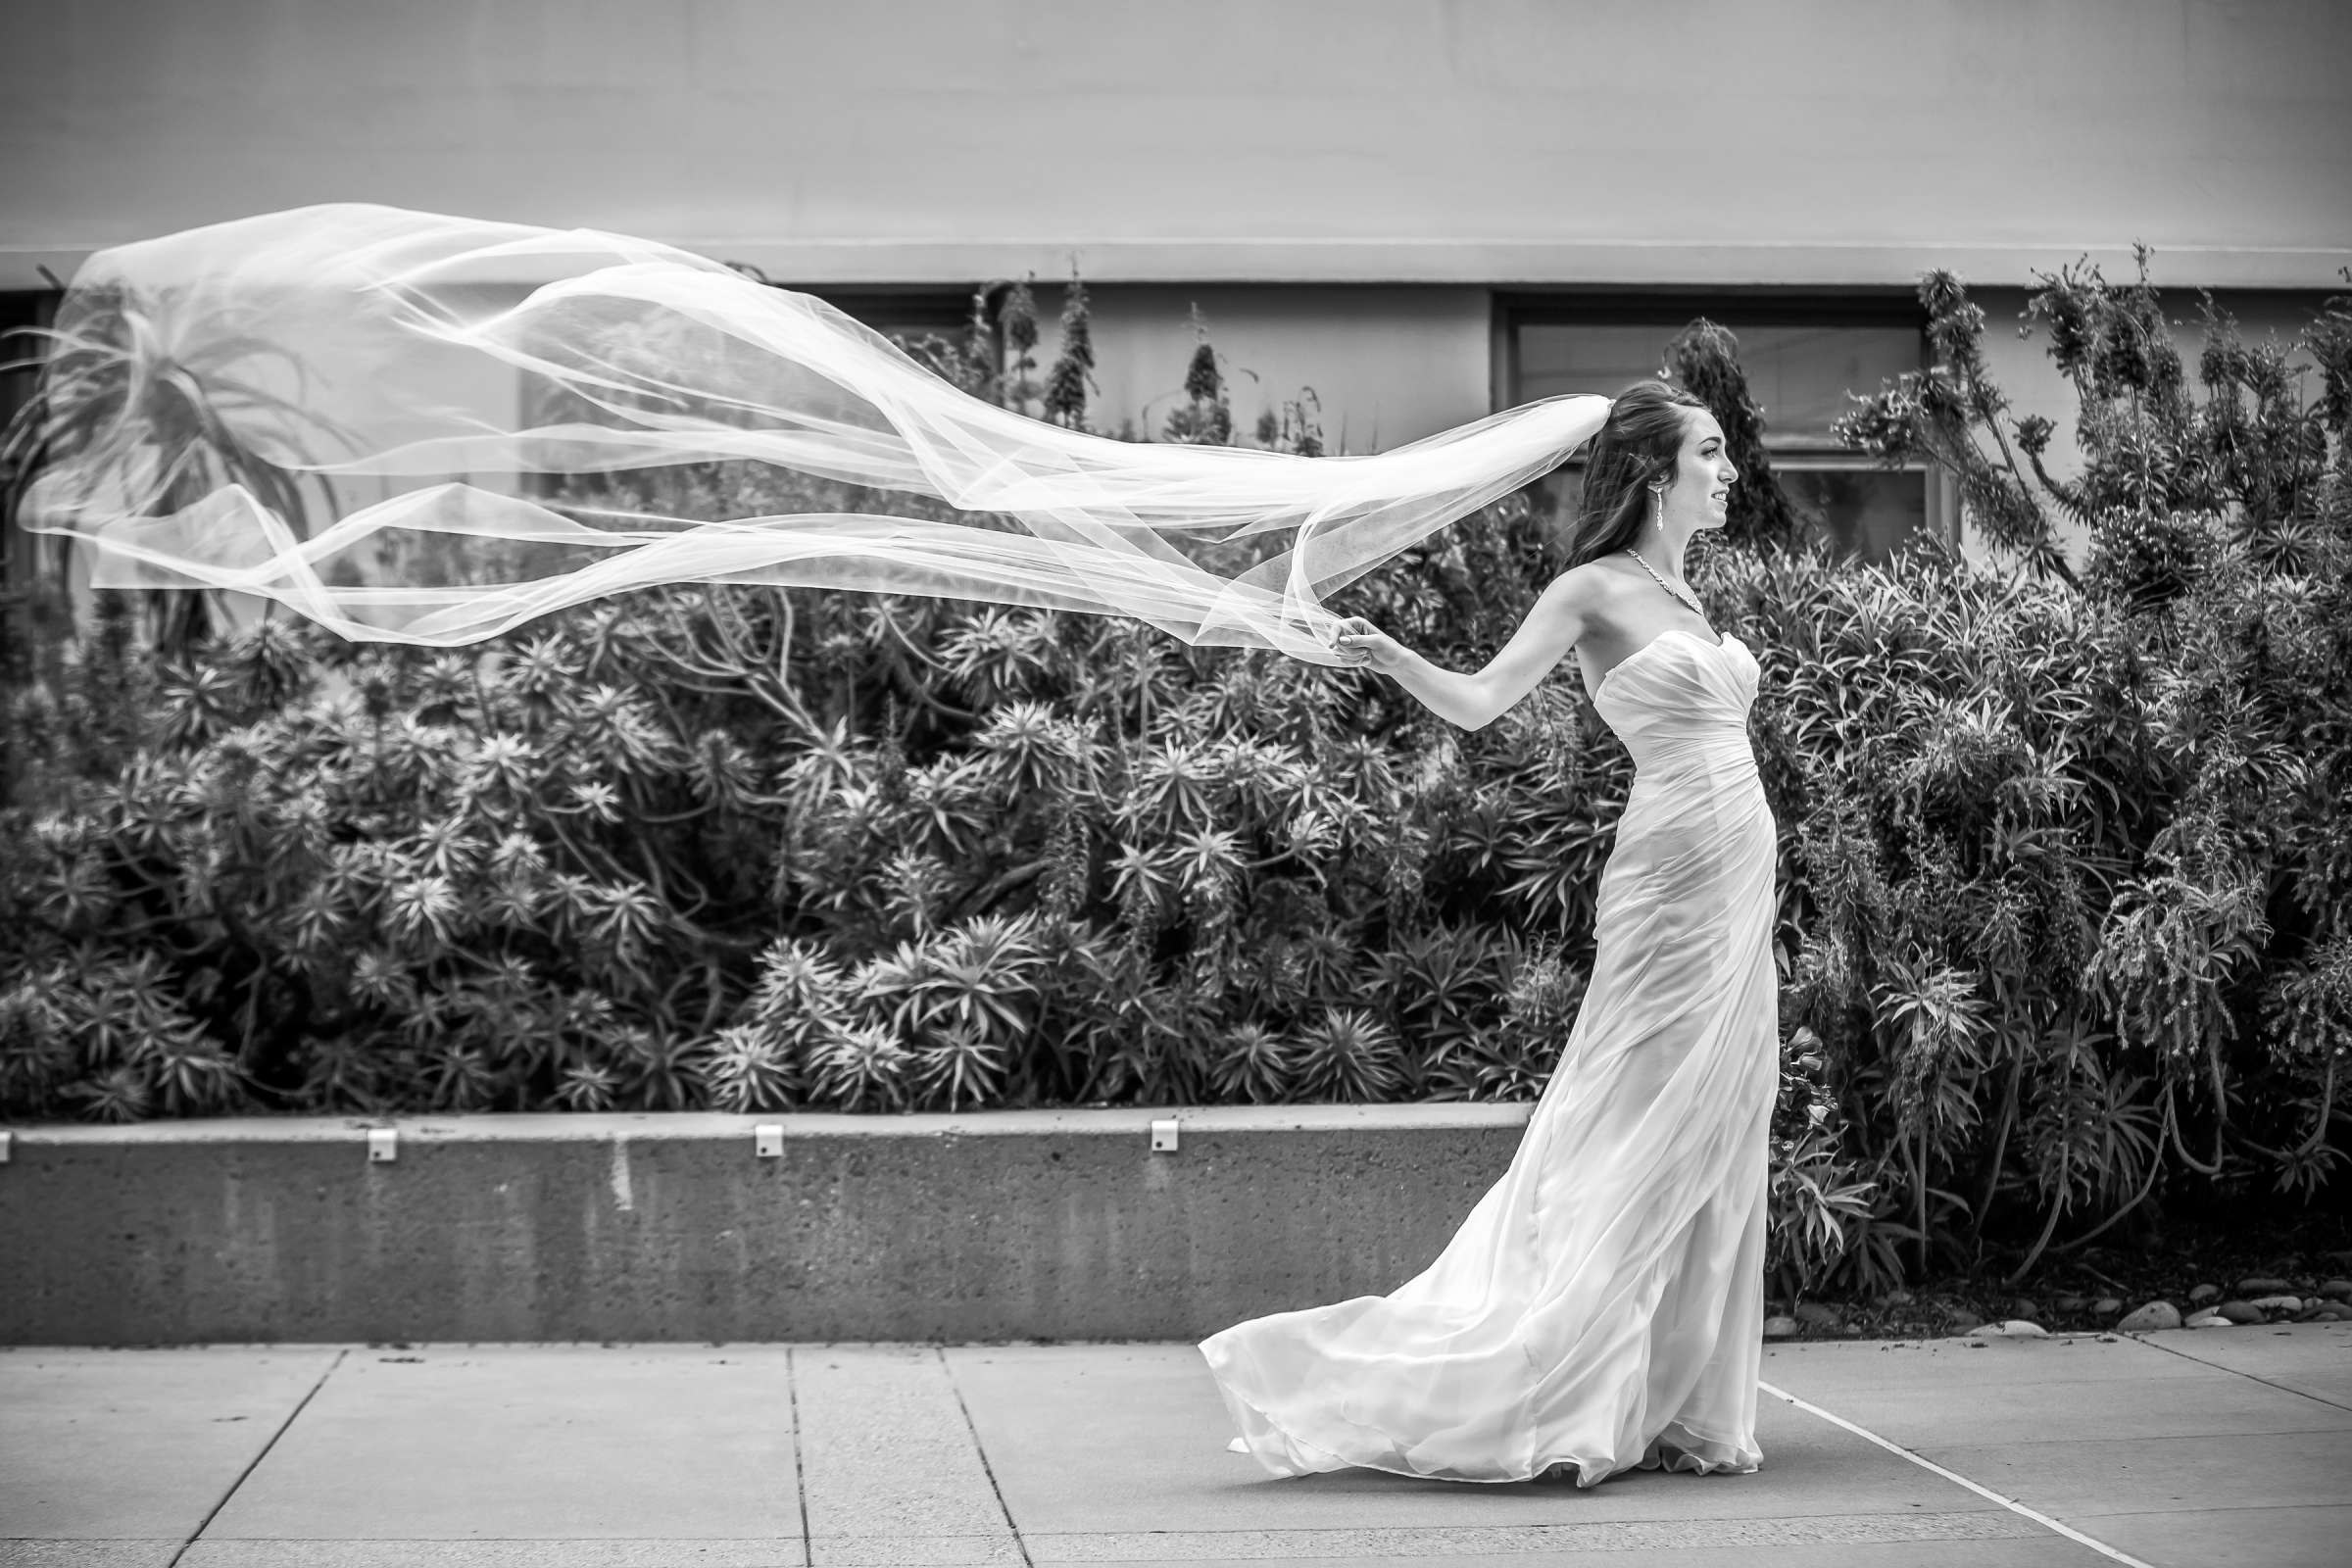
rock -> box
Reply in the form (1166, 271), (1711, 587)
(2295, 1304), (2346, 1323)
(1983, 1319), (2048, 1337)
(2116, 1300), (2182, 1333)
(2246, 1295), (2303, 1314)
(1884, 1289), (1915, 1306)
(2238, 1275), (2295, 1295)
(2216, 1299), (2266, 1325)
(2010, 1298), (2039, 1319)
(2093, 1297), (2125, 1316)
(2052, 1295), (2088, 1312)
(1763, 1315), (1800, 1339)
(1794, 1302), (1842, 1329)
(2320, 1279), (2352, 1300)
(2183, 1312), (2232, 1328)
(1943, 1308), (1984, 1333)
(2187, 1284), (2222, 1306)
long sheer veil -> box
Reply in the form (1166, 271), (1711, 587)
(15, 204), (1611, 661)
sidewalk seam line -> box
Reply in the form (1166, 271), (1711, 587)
(1758, 1378), (2158, 1568)
(2132, 1335), (2352, 1414)
(788, 1347), (812, 1568)
(167, 1346), (348, 1568)
(937, 1346), (1034, 1568)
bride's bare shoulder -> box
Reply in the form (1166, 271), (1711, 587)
(1554, 555), (1645, 592)
(1548, 558), (1642, 637)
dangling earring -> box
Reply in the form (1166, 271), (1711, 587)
(1650, 483), (1665, 531)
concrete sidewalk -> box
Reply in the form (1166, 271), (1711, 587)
(3, 1326), (2345, 1567)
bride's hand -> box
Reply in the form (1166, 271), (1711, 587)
(1328, 616), (1406, 672)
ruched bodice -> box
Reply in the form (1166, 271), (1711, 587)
(1593, 628), (1761, 780)
(1201, 624), (1780, 1488)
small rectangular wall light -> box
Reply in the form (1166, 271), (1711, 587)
(368, 1128), (398, 1163)
(754, 1124), (784, 1158)
(1151, 1117), (1180, 1152)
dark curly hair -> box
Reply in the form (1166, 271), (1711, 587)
(1561, 380), (1712, 569)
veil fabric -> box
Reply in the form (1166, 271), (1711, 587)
(18, 204), (1611, 659)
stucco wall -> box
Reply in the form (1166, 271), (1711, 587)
(4, 0), (2345, 290)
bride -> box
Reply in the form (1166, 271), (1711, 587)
(1200, 380), (1777, 1488)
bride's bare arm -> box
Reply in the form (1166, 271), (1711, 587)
(1335, 571), (1593, 731)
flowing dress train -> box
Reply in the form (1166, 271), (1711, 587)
(1199, 628), (1777, 1486)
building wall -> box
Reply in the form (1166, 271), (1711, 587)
(6, 0), (2345, 290)
(3, 0), (2342, 580)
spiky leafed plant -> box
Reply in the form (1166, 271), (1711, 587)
(0, 280), (357, 657)
(1293, 1005), (1403, 1102)
(910, 1024), (1006, 1112)
(1209, 1022), (1297, 1104)
(694, 1022), (800, 1113)
(807, 1019), (911, 1113)
(1162, 306), (1235, 446)
(554, 1057), (622, 1114)
(998, 275), (1042, 416)
(1042, 266), (1097, 430)
(1372, 921), (1510, 1091)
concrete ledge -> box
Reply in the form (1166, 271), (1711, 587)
(0, 1104), (1533, 1345)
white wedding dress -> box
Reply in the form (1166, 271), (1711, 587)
(1200, 627), (1777, 1486)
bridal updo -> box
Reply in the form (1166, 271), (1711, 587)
(1561, 380), (1711, 568)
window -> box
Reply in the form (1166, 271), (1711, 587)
(517, 288), (991, 504)
(805, 289), (987, 350)
(1499, 293), (1950, 564)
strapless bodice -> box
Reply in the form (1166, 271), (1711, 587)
(1591, 629), (1760, 782)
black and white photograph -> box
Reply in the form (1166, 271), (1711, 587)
(1, 3), (2348, 1564)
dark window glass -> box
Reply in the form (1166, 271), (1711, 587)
(805, 291), (979, 346)
(1517, 322), (1922, 451)
(1783, 464), (1928, 564)
(1506, 302), (1940, 563)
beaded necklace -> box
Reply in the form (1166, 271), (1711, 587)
(1623, 546), (1707, 621)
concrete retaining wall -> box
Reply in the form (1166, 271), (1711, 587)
(0, 1104), (1532, 1345)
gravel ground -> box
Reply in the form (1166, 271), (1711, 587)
(1765, 1204), (2352, 1340)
